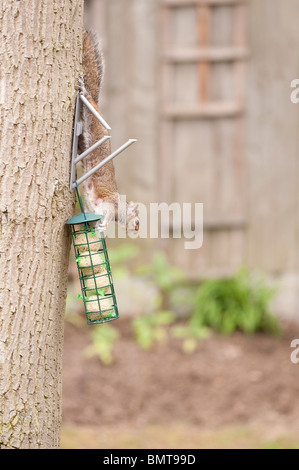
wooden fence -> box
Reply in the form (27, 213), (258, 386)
(84, 0), (299, 315)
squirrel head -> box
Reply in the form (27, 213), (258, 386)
(126, 201), (139, 233)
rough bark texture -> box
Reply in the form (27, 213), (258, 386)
(0, 0), (83, 449)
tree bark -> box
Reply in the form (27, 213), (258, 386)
(0, 0), (83, 449)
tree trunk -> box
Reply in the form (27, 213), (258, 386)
(0, 0), (83, 449)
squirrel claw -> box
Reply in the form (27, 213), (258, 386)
(95, 222), (107, 234)
(78, 76), (87, 95)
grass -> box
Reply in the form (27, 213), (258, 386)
(61, 424), (299, 449)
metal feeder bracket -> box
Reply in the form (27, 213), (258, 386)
(70, 92), (136, 192)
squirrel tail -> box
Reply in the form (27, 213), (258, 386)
(82, 30), (105, 105)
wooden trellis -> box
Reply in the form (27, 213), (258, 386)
(159, 0), (249, 275)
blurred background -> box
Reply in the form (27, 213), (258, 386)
(62, 0), (299, 449)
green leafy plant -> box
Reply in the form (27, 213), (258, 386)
(108, 243), (140, 278)
(171, 323), (210, 354)
(133, 311), (176, 350)
(83, 324), (120, 365)
(190, 268), (280, 336)
(136, 252), (185, 292)
(135, 252), (186, 312)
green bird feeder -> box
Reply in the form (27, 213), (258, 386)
(67, 186), (119, 325)
(67, 92), (136, 325)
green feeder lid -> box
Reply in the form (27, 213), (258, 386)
(66, 212), (103, 225)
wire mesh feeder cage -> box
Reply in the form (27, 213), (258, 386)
(66, 190), (119, 325)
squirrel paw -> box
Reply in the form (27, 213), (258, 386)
(95, 221), (107, 234)
(78, 76), (87, 96)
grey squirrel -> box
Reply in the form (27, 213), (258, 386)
(78, 31), (139, 233)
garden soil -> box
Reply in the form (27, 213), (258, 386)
(62, 318), (299, 435)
